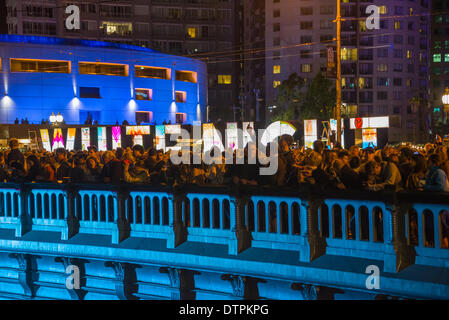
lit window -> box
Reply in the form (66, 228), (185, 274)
(79, 62), (128, 76)
(135, 88), (152, 101)
(273, 65), (281, 74)
(394, 21), (401, 30)
(301, 64), (312, 73)
(100, 21), (132, 36)
(434, 54), (442, 63)
(176, 113), (187, 124)
(175, 91), (187, 103)
(187, 27), (196, 38)
(341, 48), (358, 61)
(136, 111), (152, 124)
(135, 66), (171, 80)
(176, 70), (197, 83)
(378, 6), (387, 14)
(377, 64), (388, 72)
(407, 50), (413, 59)
(445, 54), (449, 62)
(218, 75), (232, 84)
(273, 81), (281, 88)
(10, 58), (70, 73)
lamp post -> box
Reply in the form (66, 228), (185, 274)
(442, 88), (449, 124)
(50, 112), (64, 125)
(336, 0), (342, 144)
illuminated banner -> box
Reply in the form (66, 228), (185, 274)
(330, 119), (345, 148)
(126, 126), (150, 147)
(326, 45), (337, 79)
(66, 128), (76, 151)
(261, 121), (297, 146)
(40, 129), (51, 151)
(226, 122), (238, 150)
(112, 126), (121, 149)
(52, 128), (64, 151)
(242, 122), (255, 148)
(126, 126), (150, 136)
(155, 125), (166, 151)
(98, 127), (107, 151)
(362, 128), (377, 149)
(304, 119), (318, 149)
(350, 116), (389, 129)
(81, 128), (90, 151)
(165, 125), (181, 135)
(203, 123), (224, 153)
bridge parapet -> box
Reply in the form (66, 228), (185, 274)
(0, 183), (448, 277)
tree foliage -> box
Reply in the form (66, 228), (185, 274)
(272, 72), (336, 122)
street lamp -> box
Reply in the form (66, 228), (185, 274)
(442, 87), (449, 123)
(50, 112), (64, 125)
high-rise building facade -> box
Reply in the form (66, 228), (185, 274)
(265, 0), (430, 143)
(430, 0), (449, 135)
(4, 0), (243, 123)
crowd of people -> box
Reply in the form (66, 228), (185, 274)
(2, 136), (449, 193)
(0, 135), (448, 247)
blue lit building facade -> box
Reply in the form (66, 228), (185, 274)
(0, 35), (207, 125)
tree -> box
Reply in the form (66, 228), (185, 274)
(271, 73), (304, 121)
(272, 72), (335, 122)
(300, 73), (336, 120)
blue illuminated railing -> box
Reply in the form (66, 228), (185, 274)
(0, 183), (448, 273)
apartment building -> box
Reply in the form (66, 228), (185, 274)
(265, 0), (430, 143)
(4, 0), (243, 122)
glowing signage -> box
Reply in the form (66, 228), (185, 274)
(362, 128), (377, 149)
(40, 129), (51, 151)
(155, 125), (166, 151)
(226, 122), (238, 150)
(112, 126), (121, 149)
(81, 127), (90, 151)
(66, 128), (76, 151)
(261, 121), (297, 146)
(350, 116), (389, 129)
(97, 127), (107, 151)
(304, 120), (318, 149)
(52, 128), (64, 151)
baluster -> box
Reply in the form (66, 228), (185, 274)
(434, 210), (440, 249)
(368, 206), (374, 242)
(11, 192), (16, 218)
(80, 193), (85, 221)
(417, 210), (423, 248)
(265, 201), (269, 233)
(209, 199), (213, 229)
(253, 199), (258, 233)
(49, 193), (54, 220)
(327, 202), (332, 238)
(274, 201), (282, 234)
(288, 202), (292, 235)
(342, 204), (347, 240)
(199, 197), (203, 228)
(355, 206), (360, 241)
(105, 194), (109, 223)
(34, 192), (40, 220)
(4, 192), (9, 218)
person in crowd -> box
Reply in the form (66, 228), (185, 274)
(85, 156), (102, 182)
(7, 138), (24, 166)
(424, 154), (448, 192)
(55, 148), (72, 181)
(101, 151), (123, 183)
(405, 155), (427, 190)
(365, 149), (402, 191)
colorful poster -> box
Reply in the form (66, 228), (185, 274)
(350, 116), (389, 129)
(98, 127), (107, 151)
(304, 119), (318, 149)
(362, 128), (377, 149)
(155, 125), (166, 152)
(112, 126), (121, 149)
(52, 128), (64, 151)
(126, 126), (150, 136)
(66, 128), (76, 151)
(330, 119), (345, 148)
(40, 129), (51, 151)
(133, 135), (143, 146)
(226, 122), (238, 150)
(81, 128), (90, 151)
(165, 124), (181, 135)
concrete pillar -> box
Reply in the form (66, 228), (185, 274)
(15, 186), (32, 237)
(299, 198), (327, 262)
(228, 193), (252, 255)
(62, 186), (79, 240)
(167, 192), (187, 249)
(383, 201), (416, 273)
(112, 190), (130, 244)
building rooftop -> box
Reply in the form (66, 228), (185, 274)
(0, 34), (159, 54)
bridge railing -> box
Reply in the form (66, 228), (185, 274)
(0, 182), (448, 273)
